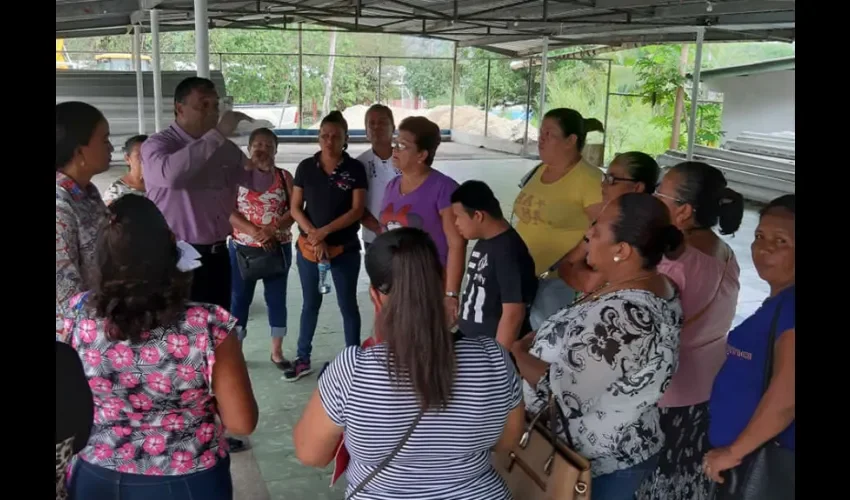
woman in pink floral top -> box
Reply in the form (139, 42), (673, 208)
(64, 195), (258, 500)
(228, 128), (295, 369)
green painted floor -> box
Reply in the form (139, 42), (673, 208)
(230, 279), (376, 500)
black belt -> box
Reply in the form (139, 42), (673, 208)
(191, 241), (228, 255)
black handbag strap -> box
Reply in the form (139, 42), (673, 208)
(551, 395), (577, 450)
(345, 408), (425, 500)
(762, 292), (789, 395)
(346, 332), (463, 499)
(509, 162), (544, 226)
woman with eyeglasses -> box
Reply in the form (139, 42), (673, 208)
(378, 116), (466, 325)
(511, 108), (605, 330)
(636, 161), (744, 500)
(557, 152), (661, 291)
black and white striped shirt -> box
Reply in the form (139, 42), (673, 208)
(319, 337), (522, 500)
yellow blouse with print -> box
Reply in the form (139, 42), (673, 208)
(513, 159), (603, 276)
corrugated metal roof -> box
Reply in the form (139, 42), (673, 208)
(57, 1), (795, 57)
(690, 56), (795, 80)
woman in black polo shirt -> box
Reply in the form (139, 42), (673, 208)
(287, 111), (368, 381)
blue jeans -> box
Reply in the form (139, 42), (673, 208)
(296, 248), (361, 360)
(69, 455), (232, 500)
(529, 278), (576, 330)
(592, 454), (659, 500)
(228, 240), (292, 340)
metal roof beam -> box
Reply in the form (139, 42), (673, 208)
(654, 0), (796, 19)
(510, 28), (795, 56)
(55, 0), (141, 20)
(56, 15), (132, 32)
(458, 34), (549, 47)
(552, 22), (795, 41)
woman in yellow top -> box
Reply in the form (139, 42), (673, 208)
(512, 108), (604, 328)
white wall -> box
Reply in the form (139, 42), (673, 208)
(706, 69), (795, 144)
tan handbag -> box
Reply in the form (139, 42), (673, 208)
(493, 395), (592, 499)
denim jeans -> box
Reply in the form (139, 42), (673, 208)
(68, 455), (232, 500)
(228, 239), (292, 340)
(295, 248), (361, 360)
(529, 277), (576, 330)
(592, 454), (659, 500)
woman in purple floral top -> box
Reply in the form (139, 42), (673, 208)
(64, 195), (258, 500)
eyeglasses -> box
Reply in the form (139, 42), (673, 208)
(392, 140), (411, 152)
(653, 191), (687, 205)
(602, 173), (636, 185)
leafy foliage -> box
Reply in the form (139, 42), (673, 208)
(63, 32), (793, 157)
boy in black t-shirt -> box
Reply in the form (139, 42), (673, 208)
(450, 181), (538, 348)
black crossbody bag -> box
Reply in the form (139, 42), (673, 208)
(235, 170), (290, 281)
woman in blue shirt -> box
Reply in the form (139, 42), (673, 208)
(704, 194), (795, 488)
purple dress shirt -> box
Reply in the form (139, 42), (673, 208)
(141, 123), (274, 245)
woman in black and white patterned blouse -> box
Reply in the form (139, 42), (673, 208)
(511, 193), (683, 500)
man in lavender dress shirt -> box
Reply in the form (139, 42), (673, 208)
(141, 77), (273, 452)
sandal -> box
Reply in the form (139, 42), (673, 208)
(271, 354), (292, 371)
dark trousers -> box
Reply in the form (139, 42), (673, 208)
(228, 240), (292, 338)
(69, 455), (232, 500)
(190, 242), (231, 309)
(295, 248), (361, 360)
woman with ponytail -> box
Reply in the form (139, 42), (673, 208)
(511, 108), (606, 329)
(637, 162), (744, 500)
(511, 193), (683, 499)
(288, 110), (368, 381)
(62, 195), (258, 499)
(293, 227), (525, 499)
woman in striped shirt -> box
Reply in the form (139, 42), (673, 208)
(293, 227), (525, 499)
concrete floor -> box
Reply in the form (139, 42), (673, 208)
(92, 141), (769, 499)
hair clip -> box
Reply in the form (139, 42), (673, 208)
(176, 241), (202, 272)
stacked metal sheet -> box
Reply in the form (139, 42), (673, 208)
(55, 70), (228, 149)
(657, 132), (795, 204)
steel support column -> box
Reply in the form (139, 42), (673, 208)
(538, 37), (549, 118)
(686, 27), (705, 160)
(449, 42), (458, 131)
(298, 24), (303, 129)
(133, 24), (145, 134)
(484, 58), (491, 137)
(194, 0), (210, 78)
(150, 8), (163, 131)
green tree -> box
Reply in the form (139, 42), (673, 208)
(460, 49), (531, 109)
(403, 58), (453, 102)
(633, 45), (723, 149)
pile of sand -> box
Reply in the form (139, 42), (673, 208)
(420, 105), (538, 143)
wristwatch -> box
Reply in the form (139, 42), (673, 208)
(445, 292), (460, 299)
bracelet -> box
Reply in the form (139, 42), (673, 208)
(445, 292), (459, 299)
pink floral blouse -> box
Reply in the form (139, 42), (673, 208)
(63, 292), (237, 476)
